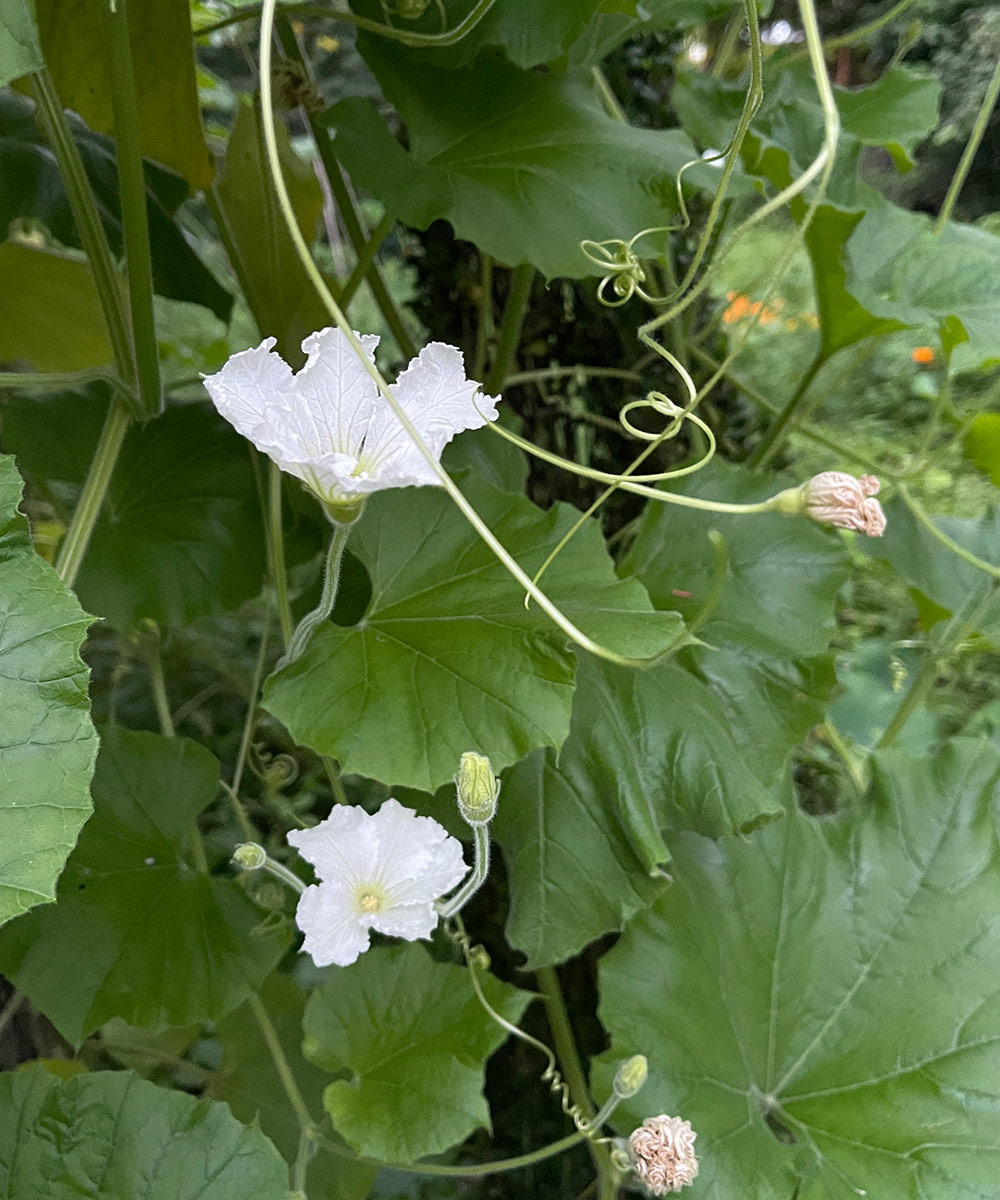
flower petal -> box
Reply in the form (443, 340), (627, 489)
(371, 900), (439, 942)
(202, 329), (382, 503)
(369, 799), (468, 905)
(360, 342), (499, 487)
(294, 881), (372, 967)
(288, 805), (383, 886)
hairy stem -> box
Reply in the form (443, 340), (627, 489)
(27, 71), (134, 394)
(899, 487), (1000, 581)
(55, 396), (131, 587)
(147, 642), (175, 738)
(748, 351), (825, 469)
(268, 463), (295, 648)
(537, 967), (617, 1200)
(484, 263), (534, 395)
(275, 18), (417, 360)
(877, 582), (998, 748)
(935, 53), (1000, 232)
(284, 518), (354, 663)
(101, 0), (162, 417)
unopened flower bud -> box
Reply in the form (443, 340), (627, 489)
(801, 471), (887, 537)
(613, 1054), (648, 1100)
(232, 842), (267, 870)
(628, 1114), (699, 1194)
(455, 752), (499, 825)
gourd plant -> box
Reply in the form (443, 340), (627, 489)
(1, 1), (999, 1198)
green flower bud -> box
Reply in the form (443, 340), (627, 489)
(232, 842), (267, 870)
(455, 752), (500, 825)
(613, 1054), (648, 1100)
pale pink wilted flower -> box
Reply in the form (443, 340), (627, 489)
(628, 1114), (699, 1195)
(801, 471), (887, 537)
(287, 799), (467, 967)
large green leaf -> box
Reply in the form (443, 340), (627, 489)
(0, 726), (289, 1044)
(212, 974), (377, 1200)
(496, 655), (782, 968)
(0, 455), (97, 926)
(0, 1067), (288, 1199)
(596, 740), (1000, 1199)
(0, 91), (230, 320)
(33, 0), (212, 191)
(4, 390), (267, 629)
(621, 460), (849, 659)
(0, 241), (113, 371)
(302, 942), (532, 1162)
(0, 0), (41, 88)
(215, 99), (327, 364)
(263, 477), (684, 791)
(327, 47), (737, 279)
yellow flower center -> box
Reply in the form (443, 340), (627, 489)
(357, 891), (382, 913)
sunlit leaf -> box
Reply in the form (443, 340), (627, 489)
(0, 0), (41, 88)
(33, 0), (213, 190)
(0, 92), (232, 320)
(0, 454), (97, 927)
(0, 242), (113, 371)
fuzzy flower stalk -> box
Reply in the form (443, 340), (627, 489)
(627, 1114), (699, 1195)
(203, 328), (499, 658)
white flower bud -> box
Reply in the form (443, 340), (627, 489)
(455, 752), (500, 825)
(232, 842), (267, 870)
(613, 1054), (648, 1100)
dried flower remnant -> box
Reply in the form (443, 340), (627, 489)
(628, 1114), (699, 1195)
(287, 800), (467, 967)
(801, 471), (887, 537)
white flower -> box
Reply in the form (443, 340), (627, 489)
(202, 328), (499, 505)
(287, 799), (467, 967)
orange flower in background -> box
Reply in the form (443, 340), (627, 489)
(722, 292), (751, 323)
(912, 346), (935, 365)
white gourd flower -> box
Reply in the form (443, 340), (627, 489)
(202, 328), (499, 506)
(287, 799), (468, 967)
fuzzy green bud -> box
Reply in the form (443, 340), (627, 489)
(613, 1054), (648, 1100)
(455, 752), (500, 825)
(232, 842), (267, 870)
